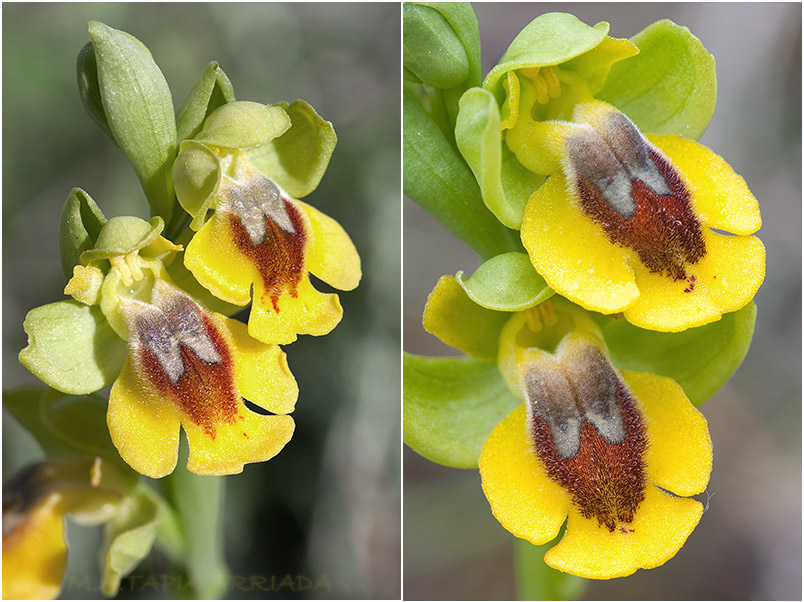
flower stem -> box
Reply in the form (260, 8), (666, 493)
(515, 535), (586, 601)
(163, 437), (229, 599)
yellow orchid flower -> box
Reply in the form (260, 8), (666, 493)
(108, 278), (298, 478)
(520, 100), (765, 332)
(480, 327), (712, 579)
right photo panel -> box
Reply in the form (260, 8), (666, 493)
(403, 3), (801, 600)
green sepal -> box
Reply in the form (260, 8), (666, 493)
(404, 83), (520, 260)
(80, 216), (164, 264)
(193, 101), (291, 151)
(248, 100), (337, 198)
(455, 87), (544, 229)
(19, 301), (128, 395)
(423, 275), (509, 362)
(101, 485), (162, 598)
(176, 61), (236, 143)
(76, 42), (115, 143)
(603, 302), (756, 406)
(456, 252), (554, 312)
(173, 140), (222, 230)
(483, 13), (609, 100)
(87, 21), (178, 222)
(58, 188), (107, 280)
(598, 19), (716, 140)
(403, 3), (470, 89)
(404, 353), (520, 469)
(2, 388), (127, 465)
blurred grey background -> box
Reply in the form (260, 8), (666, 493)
(404, 3), (801, 600)
(3, 3), (400, 599)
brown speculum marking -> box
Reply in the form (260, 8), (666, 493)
(567, 111), (705, 285)
(227, 177), (307, 313)
(135, 293), (240, 439)
(524, 340), (648, 531)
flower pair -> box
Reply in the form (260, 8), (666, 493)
(20, 100), (361, 479)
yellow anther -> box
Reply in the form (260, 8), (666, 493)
(543, 66), (562, 99)
(109, 256), (134, 287)
(539, 299), (558, 327)
(125, 252), (144, 282)
(524, 305), (544, 333)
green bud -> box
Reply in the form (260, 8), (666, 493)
(87, 21), (178, 221)
(403, 3), (469, 89)
(58, 188), (107, 280)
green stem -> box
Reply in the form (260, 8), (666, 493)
(515, 535), (586, 601)
(163, 437), (229, 599)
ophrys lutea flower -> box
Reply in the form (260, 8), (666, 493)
(520, 100), (765, 332)
(174, 101), (361, 346)
(480, 315), (712, 578)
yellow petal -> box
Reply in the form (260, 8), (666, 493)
(184, 412), (295, 476)
(108, 358), (183, 479)
(648, 134), (762, 235)
(624, 229), (766, 331)
(297, 200), (361, 291)
(248, 276), (343, 345)
(184, 213), (253, 306)
(521, 174), (639, 314)
(2, 494), (66, 600)
(544, 485), (703, 579)
(479, 404), (570, 545)
(624, 372), (712, 496)
(222, 315), (299, 415)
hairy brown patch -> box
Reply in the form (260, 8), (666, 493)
(576, 146), (705, 282)
(530, 380), (648, 531)
(230, 199), (307, 312)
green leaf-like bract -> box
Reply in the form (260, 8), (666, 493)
(404, 353), (520, 468)
(19, 301), (128, 395)
(88, 21), (178, 221)
(598, 19), (716, 140)
(101, 486), (162, 597)
(3, 388), (123, 463)
(604, 302), (756, 406)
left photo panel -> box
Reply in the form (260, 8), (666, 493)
(2, 3), (400, 599)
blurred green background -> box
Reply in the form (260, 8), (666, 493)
(404, 3), (801, 600)
(3, 3), (400, 599)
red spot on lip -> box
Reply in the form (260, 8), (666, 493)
(140, 313), (239, 439)
(576, 146), (706, 281)
(230, 199), (307, 313)
(530, 380), (648, 531)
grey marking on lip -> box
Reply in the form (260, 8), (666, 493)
(228, 173), (295, 246)
(524, 339), (627, 459)
(136, 294), (222, 385)
(524, 361), (584, 460)
(565, 343), (626, 446)
(566, 111), (672, 219)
